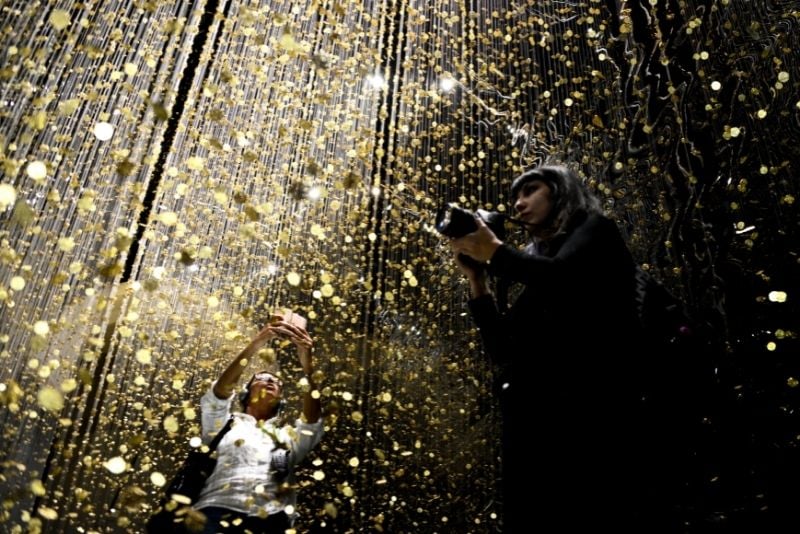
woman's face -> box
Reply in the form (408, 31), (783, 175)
(514, 179), (553, 227)
(248, 372), (283, 406)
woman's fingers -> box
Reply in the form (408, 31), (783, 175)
(266, 321), (314, 348)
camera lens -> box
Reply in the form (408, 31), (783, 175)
(435, 208), (453, 234)
(435, 204), (478, 238)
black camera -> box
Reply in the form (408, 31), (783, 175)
(435, 204), (507, 240)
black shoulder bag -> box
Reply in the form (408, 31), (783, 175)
(146, 417), (234, 532)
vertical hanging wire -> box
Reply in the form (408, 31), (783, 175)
(1, 1), (209, 528)
(23, 2), (209, 530)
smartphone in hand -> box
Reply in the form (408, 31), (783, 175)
(271, 308), (307, 330)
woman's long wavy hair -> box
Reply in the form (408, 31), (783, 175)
(510, 165), (601, 243)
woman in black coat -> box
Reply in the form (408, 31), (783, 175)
(452, 165), (662, 531)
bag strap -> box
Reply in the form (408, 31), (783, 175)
(207, 417), (235, 452)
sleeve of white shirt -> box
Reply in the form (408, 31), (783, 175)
(200, 382), (234, 444)
(288, 418), (324, 465)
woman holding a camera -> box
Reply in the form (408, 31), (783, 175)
(451, 165), (668, 531)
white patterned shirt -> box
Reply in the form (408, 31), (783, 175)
(193, 384), (324, 519)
